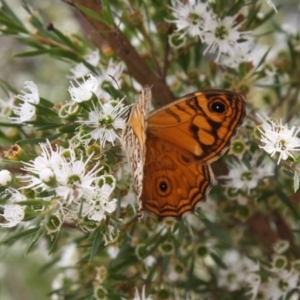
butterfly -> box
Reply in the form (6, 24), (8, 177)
(122, 86), (246, 220)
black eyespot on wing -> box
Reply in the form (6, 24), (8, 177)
(156, 176), (171, 197)
(160, 181), (168, 192)
(210, 100), (226, 113)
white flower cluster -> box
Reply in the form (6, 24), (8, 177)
(0, 188), (26, 228)
(167, 0), (278, 67)
(69, 49), (124, 95)
(17, 140), (117, 224)
(258, 113), (300, 165)
(0, 51), (127, 228)
(218, 243), (300, 300)
(220, 152), (274, 195)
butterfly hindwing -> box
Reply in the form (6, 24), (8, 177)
(142, 137), (213, 220)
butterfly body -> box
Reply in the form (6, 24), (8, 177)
(122, 87), (246, 220)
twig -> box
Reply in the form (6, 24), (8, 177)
(69, 0), (174, 106)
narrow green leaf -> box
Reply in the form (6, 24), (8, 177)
(48, 230), (61, 255)
(14, 50), (50, 57)
(1, 0), (26, 28)
(275, 187), (300, 219)
(210, 252), (227, 268)
(89, 227), (103, 261)
(52, 28), (83, 52)
(0, 79), (18, 95)
(101, 0), (114, 27)
(58, 124), (79, 133)
(0, 122), (22, 127)
(25, 226), (45, 255)
(17, 133), (62, 145)
(76, 5), (105, 23)
(199, 214), (230, 245)
(226, 0), (246, 18)
(35, 124), (63, 131)
(294, 172), (299, 193)
(255, 47), (271, 71)
(1, 227), (40, 244)
(17, 200), (52, 206)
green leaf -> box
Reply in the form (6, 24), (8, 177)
(25, 226), (45, 255)
(226, 0), (247, 18)
(101, 0), (115, 27)
(17, 200), (52, 206)
(1, 0), (26, 29)
(0, 79), (18, 95)
(14, 50), (51, 57)
(198, 214), (230, 245)
(76, 5), (106, 23)
(16, 133), (62, 145)
(294, 172), (299, 193)
(275, 186), (300, 219)
(89, 226), (104, 261)
(210, 252), (227, 269)
(58, 124), (79, 133)
(52, 28), (84, 52)
(48, 230), (61, 255)
(255, 47), (271, 71)
(1, 227), (40, 244)
(0, 121), (23, 127)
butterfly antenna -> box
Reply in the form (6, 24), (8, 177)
(108, 75), (121, 90)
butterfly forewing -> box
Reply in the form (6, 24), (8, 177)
(147, 90), (246, 164)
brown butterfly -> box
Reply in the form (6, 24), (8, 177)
(122, 86), (246, 220)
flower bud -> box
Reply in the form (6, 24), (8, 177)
(0, 170), (13, 186)
(4, 144), (28, 161)
(45, 214), (62, 234)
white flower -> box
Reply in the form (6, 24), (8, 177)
(39, 167), (55, 183)
(218, 40), (254, 68)
(219, 153), (274, 194)
(58, 243), (79, 268)
(132, 285), (153, 300)
(144, 255), (156, 268)
(83, 180), (117, 222)
(257, 113), (300, 164)
(51, 273), (64, 300)
(70, 49), (100, 78)
(10, 81), (40, 123)
(0, 205), (25, 228)
(167, 0), (212, 41)
(0, 170), (12, 186)
(107, 246), (120, 259)
(80, 98), (128, 147)
(69, 74), (99, 103)
(55, 154), (101, 205)
(245, 273), (261, 300)
(203, 16), (250, 62)
(18, 140), (64, 191)
(0, 188), (26, 228)
(218, 250), (259, 291)
(56, 244), (79, 282)
(260, 269), (299, 300)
